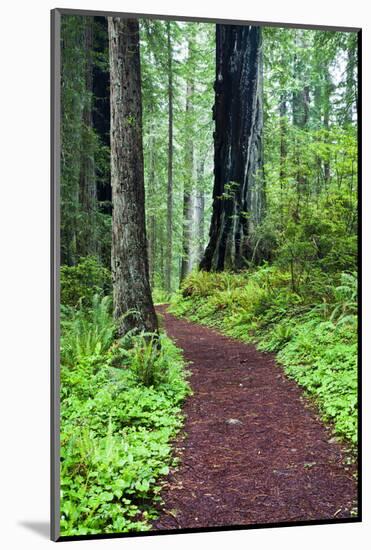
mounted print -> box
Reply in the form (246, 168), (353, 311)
(51, 8), (361, 541)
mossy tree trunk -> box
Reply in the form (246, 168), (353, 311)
(108, 17), (158, 336)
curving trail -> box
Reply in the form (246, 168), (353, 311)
(152, 306), (358, 530)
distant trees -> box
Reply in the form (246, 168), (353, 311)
(60, 15), (111, 267)
(200, 25), (264, 271)
(140, 20), (214, 289)
(261, 27), (358, 289)
(60, 15), (358, 312)
(108, 17), (158, 335)
(60, 15), (92, 265)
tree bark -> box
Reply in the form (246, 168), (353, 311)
(323, 67), (331, 187)
(78, 18), (98, 259)
(292, 85), (310, 128)
(292, 35), (310, 216)
(165, 21), (173, 292)
(181, 46), (195, 282)
(180, 192), (193, 281)
(279, 92), (287, 225)
(197, 156), (206, 261)
(147, 105), (157, 288)
(194, 187), (205, 264)
(200, 25), (264, 272)
(279, 93), (287, 182)
(108, 17), (158, 336)
(60, 16), (85, 266)
(345, 37), (356, 125)
(93, 16), (112, 216)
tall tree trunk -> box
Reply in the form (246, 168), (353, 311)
(78, 18), (98, 259)
(292, 85), (310, 128)
(200, 25), (264, 272)
(292, 34), (310, 218)
(147, 106), (157, 288)
(180, 192), (193, 281)
(181, 48), (195, 282)
(313, 40), (332, 195)
(60, 16), (85, 266)
(194, 187), (205, 263)
(108, 17), (158, 336)
(323, 67), (331, 187)
(91, 16), (112, 268)
(165, 22), (173, 292)
(159, 224), (165, 290)
(279, 92), (287, 226)
(194, 155), (206, 263)
(313, 49), (323, 195)
(292, 34), (310, 130)
(345, 36), (356, 125)
(279, 94), (287, 179)
(93, 16), (112, 216)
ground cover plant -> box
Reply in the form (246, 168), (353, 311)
(170, 267), (358, 445)
(60, 290), (191, 536)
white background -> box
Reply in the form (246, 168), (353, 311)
(0, 0), (369, 548)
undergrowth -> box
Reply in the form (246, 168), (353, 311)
(60, 296), (191, 536)
(170, 268), (358, 446)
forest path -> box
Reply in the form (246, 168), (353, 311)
(152, 305), (357, 530)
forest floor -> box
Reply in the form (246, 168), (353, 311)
(152, 305), (358, 530)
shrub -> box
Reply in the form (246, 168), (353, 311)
(330, 272), (357, 325)
(61, 256), (112, 307)
(112, 332), (172, 387)
(60, 303), (191, 536)
(180, 270), (246, 298)
(61, 294), (114, 367)
(152, 288), (172, 305)
(171, 268), (358, 445)
(278, 318), (357, 443)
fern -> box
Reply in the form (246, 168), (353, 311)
(330, 272), (357, 324)
(61, 294), (115, 366)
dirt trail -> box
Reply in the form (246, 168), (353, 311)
(152, 306), (357, 530)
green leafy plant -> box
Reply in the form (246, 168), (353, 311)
(61, 294), (114, 367)
(60, 299), (191, 536)
(330, 272), (357, 325)
(171, 267), (358, 445)
(259, 322), (294, 352)
(115, 332), (171, 387)
(61, 256), (112, 307)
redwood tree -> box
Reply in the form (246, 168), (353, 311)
(108, 17), (158, 335)
(180, 32), (196, 282)
(165, 21), (174, 292)
(78, 17), (98, 259)
(200, 24), (264, 271)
